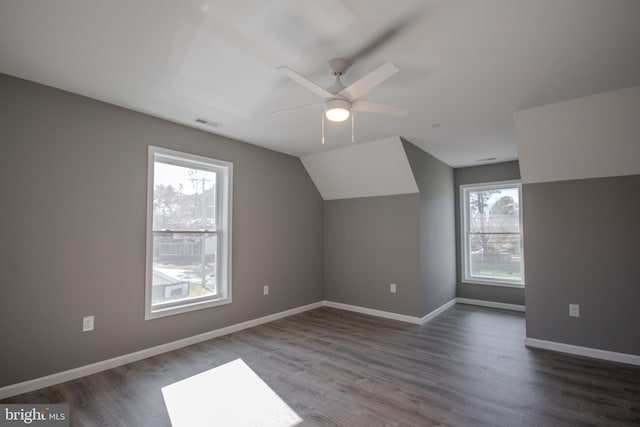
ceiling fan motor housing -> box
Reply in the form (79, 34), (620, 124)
(328, 58), (351, 75)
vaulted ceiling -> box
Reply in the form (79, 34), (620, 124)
(1, 0), (639, 167)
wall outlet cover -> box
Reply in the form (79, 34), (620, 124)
(82, 315), (95, 332)
(569, 304), (580, 317)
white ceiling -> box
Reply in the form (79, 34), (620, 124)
(1, 0), (639, 167)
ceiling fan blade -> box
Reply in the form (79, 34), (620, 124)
(277, 66), (333, 99)
(352, 100), (409, 117)
(269, 103), (323, 115)
(339, 62), (399, 100)
(347, 11), (425, 64)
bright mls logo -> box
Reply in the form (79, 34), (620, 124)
(0, 404), (69, 426)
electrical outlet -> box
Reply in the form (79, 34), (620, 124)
(569, 304), (580, 318)
(82, 315), (95, 332)
(390, 283), (396, 294)
(263, 285), (269, 296)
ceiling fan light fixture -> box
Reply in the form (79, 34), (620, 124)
(325, 99), (351, 122)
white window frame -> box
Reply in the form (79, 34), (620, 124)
(460, 180), (524, 287)
(145, 146), (232, 319)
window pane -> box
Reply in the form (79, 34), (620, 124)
(469, 233), (522, 282)
(153, 162), (216, 231)
(462, 182), (524, 286)
(151, 233), (217, 306)
(147, 147), (232, 319)
(468, 187), (520, 233)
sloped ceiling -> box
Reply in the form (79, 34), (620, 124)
(1, 0), (640, 168)
(514, 86), (640, 184)
(301, 137), (418, 200)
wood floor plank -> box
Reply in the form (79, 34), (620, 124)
(3, 305), (640, 426)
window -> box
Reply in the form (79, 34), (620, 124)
(146, 146), (232, 319)
(461, 181), (524, 286)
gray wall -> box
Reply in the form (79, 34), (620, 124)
(322, 141), (457, 319)
(0, 74), (324, 387)
(524, 175), (640, 355)
(403, 141), (457, 316)
(323, 194), (422, 316)
(454, 161), (525, 305)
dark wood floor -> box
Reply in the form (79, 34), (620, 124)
(3, 305), (640, 426)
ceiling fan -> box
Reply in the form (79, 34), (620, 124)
(274, 58), (409, 143)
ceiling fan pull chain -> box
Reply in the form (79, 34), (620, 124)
(321, 112), (325, 145)
(351, 112), (355, 143)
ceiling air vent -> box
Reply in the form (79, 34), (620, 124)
(194, 118), (221, 128)
(476, 157), (497, 162)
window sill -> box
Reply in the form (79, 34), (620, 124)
(145, 296), (232, 320)
(461, 280), (524, 289)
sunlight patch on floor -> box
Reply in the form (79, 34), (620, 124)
(161, 358), (302, 427)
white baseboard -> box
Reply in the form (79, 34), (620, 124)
(12, 297), (609, 400)
(323, 301), (423, 324)
(324, 299), (457, 326)
(421, 299), (457, 324)
(456, 297), (525, 312)
(525, 337), (640, 366)
(0, 301), (324, 400)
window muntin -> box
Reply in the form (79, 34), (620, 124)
(461, 181), (524, 286)
(146, 147), (232, 319)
